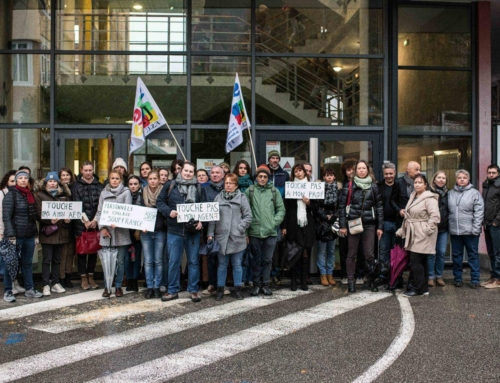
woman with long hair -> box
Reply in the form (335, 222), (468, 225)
(233, 160), (253, 193)
(139, 161), (152, 187)
(126, 175), (143, 292)
(58, 167), (76, 288)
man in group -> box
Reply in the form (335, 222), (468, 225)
(481, 164), (500, 289)
(303, 163), (314, 182)
(246, 165), (285, 296)
(267, 150), (290, 198)
(391, 161), (421, 226)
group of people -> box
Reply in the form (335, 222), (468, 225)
(2, 150), (500, 303)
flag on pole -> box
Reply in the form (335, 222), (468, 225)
(129, 77), (167, 155)
(225, 74), (251, 153)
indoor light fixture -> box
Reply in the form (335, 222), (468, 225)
(403, 39), (410, 46)
(132, 3), (143, 10)
(333, 66), (342, 72)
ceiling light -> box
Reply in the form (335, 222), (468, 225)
(132, 4), (143, 10)
(403, 39), (410, 46)
(333, 66), (342, 72)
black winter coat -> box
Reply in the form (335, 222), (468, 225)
(2, 187), (38, 238)
(390, 176), (412, 225)
(482, 177), (500, 226)
(72, 174), (104, 237)
(431, 188), (449, 233)
(338, 182), (384, 230)
(281, 198), (318, 248)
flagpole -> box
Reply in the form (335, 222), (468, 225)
(165, 121), (187, 161)
(247, 128), (258, 170)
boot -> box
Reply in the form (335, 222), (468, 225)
(87, 273), (99, 289)
(300, 257), (309, 291)
(60, 276), (67, 288)
(368, 277), (379, 292)
(320, 274), (329, 286)
(132, 279), (139, 292)
(250, 283), (260, 296)
(80, 274), (90, 290)
(126, 278), (133, 292)
(65, 273), (74, 288)
(234, 286), (244, 300)
(290, 268), (297, 291)
(327, 275), (337, 286)
(215, 286), (224, 301)
(261, 283), (273, 296)
(348, 279), (356, 293)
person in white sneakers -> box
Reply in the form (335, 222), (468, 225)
(35, 172), (71, 296)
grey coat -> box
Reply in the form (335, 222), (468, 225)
(208, 190), (252, 255)
(448, 184), (484, 236)
(96, 184), (133, 247)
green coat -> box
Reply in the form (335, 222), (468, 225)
(245, 182), (285, 238)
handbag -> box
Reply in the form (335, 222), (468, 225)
(42, 224), (59, 236)
(281, 238), (303, 270)
(76, 230), (102, 255)
(316, 221), (336, 242)
(347, 187), (368, 235)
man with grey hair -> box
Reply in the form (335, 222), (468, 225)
(377, 161), (398, 285)
(448, 169), (484, 288)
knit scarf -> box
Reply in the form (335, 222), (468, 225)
(143, 184), (163, 207)
(106, 183), (125, 196)
(354, 175), (373, 190)
(48, 188), (58, 198)
(404, 173), (414, 196)
(433, 184), (447, 198)
(210, 179), (224, 192)
(296, 177), (308, 227)
(221, 189), (239, 201)
(15, 185), (35, 204)
(176, 173), (198, 203)
(237, 174), (253, 192)
(324, 181), (338, 206)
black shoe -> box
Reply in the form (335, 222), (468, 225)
(132, 279), (139, 292)
(161, 293), (178, 302)
(190, 292), (201, 303)
(403, 291), (418, 297)
(291, 274), (297, 291)
(65, 274), (74, 288)
(60, 278), (67, 288)
(261, 284), (273, 296)
(300, 278), (309, 291)
(348, 280), (356, 293)
(154, 288), (161, 298)
(250, 284), (260, 296)
(470, 283), (479, 289)
(368, 280), (379, 292)
(306, 277), (313, 285)
(454, 281), (463, 287)
(215, 286), (224, 301)
(233, 286), (244, 300)
(126, 282), (133, 292)
(145, 288), (154, 299)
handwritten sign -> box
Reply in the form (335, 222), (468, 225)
(41, 201), (83, 220)
(285, 182), (325, 199)
(99, 202), (157, 232)
(176, 202), (220, 223)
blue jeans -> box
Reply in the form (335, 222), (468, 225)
(379, 221), (397, 266)
(428, 231), (448, 279)
(450, 234), (480, 284)
(167, 232), (200, 294)
(484, 225), (500, 279)
(114, 245), (129, 288)
(141, 231), (167, 289)
(125, 241), (142, 280)
(160, 242), (169, 288)
(217, 249), (245, 287)
(250, 236), (277, 284)
(4, 237), (36, 292)
(317, 239), (336, 275)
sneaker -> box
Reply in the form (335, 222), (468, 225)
(261, 284), (273, 296)
(43, 285), (51, 296)
(51, 283), (66, 294)
(202, 285), (217, 296)
(341, 277), (348, 285)
(25, 289), (43, 298)
(3, 291), (16, 303)
(480, 277), (495, 287)
(12, 280), (26, 295)
(160, 286), (167, 293)
(224, 287), (231, 295)
(484, 279), (500, 289)
(161, 293), (178, 302)
(355, 277), (364, 285)
(190, 292), (201, 303)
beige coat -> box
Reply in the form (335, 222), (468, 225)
(396, 190), (440, 254)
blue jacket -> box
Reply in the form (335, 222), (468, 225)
(268, 165), (290, 198)
(203, 182), (224, 203)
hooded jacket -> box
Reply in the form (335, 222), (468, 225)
(35, 183), (71, 245)
(72, 174), (104, 237)
(2, 186), (38, 239)
(481, 176), (500, 226)
(448, 184), (484, 236)
(396, 191), (440, 254)
(245, 182), (285, 238)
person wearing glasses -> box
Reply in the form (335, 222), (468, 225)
(208, 173), (252, 300)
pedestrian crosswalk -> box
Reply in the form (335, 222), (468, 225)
(0, 287), (394, 383)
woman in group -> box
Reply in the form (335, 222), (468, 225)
(428, 171), (449, 287)
(234, 160), (253, 193)
(138, 171), (167, 299)
(95, 170), (132, 297)
(72, 161), (104, 290)
(220, 162), (231, 175)
(35, 172), (71, 296)
(196, 169), (210, 186)
(338, 160), (383, 293)
(2, 170), (43, 301)
(396, 174), (440, 297)
(139, 161), (152, 187)
(126, 175), (143, 292)
(170, 159), (184, 179)
(208, 173), (252, 300)
(159, 168), (170, 185)
(448, 169), (484, 288)
(157, 161), (206, 303)
(0, 170), (17, 298)
(281, 164), (318, 291)
(58, 167), (76, 288)
(316, 168), (339, 287)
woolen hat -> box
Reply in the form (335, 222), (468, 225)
(14, 170), (30, 181)
(267, 150), (281, 160)
(45, 171), (60, 183)
(256, 164), (270, 177)
(112, 157), (128, 171)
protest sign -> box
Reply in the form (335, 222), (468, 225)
(99, 202), (157, 232)
(285, 182), (325, 199)
(176, 202), (220, 223)
(41, 201), (83, 220)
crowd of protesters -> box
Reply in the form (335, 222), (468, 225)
(2, 151), (500, 303)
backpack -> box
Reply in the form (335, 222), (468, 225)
(247, 185), (278, 210)
(167, 180), (202, 201)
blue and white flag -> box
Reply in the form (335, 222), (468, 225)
(225, 74), (251, 153)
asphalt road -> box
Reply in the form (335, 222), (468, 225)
(0, 270), (499, 383)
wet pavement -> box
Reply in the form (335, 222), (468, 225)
(0, 270), (499, 383)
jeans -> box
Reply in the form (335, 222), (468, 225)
(4, 236), (35, 292)
(379, 221), (397, 266)
(217, 250), (245, 287)
(485, 225), (500, 279)
(141, 231), (167, 289)
(249, 236), (277, 284)
(114, 245), (129, 288)
(167, 232), (200, 294)
(428, 231), (448, 279)
(450, 235), (480, 284)
(125, 241), (142, 280)
(41, 244), (63, 285)
(317, 239), (336, 275)
(160, 240), (169, 288)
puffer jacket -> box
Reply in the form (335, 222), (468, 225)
(95, 184), (133, 247)
(72, 174), (104, 237)
(481, 176), (500, 226)
(245, 182), (285, 238)
(2, 186), (38, 239)
(448, 184), (484, 236)
(430, 186), (449, 233)
(208, 191), (253, 255)
(338, 181), (384, 230)
(35, 184), (71, 245)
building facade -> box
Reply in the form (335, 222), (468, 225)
(0, 0), (492, 186)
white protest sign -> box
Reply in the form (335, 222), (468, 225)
(41, 201), (83, 220)
(285, 182), (325, 199)
(99, 202), (157, 232)
(176, 202), (220, 223)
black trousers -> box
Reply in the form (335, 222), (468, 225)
(409, 251), (429, 295)
(340, 236), (365, 278)
(77, 253), (97, 275)
(346, 225), (375, 281)
(42, 244), (63, 285)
